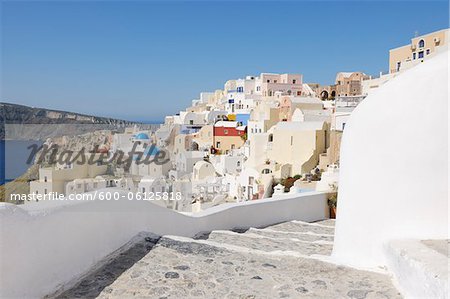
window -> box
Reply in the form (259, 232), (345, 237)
(142, 188), (146, 193)
(396, 61), (401, 71)
(44, 176), (47, 182)
(266, 79), (270, 83)
(290, 136), (293, 146)
(237, 161), (241, 167)
(189, 120), (194, 125)
(274, 80), (277, 83)
(293, 79), (296, 84)
(44, 189), (47, 194)
(426, 49), (430, 55)
(256, 86), (260, 91)
(231, 144), (235, 149)
(216, 142), (221, 148)
(297, 91), (301, 96)
(418, 51), (424, 59)
(418, 39), (425, 48)
(413, 53), (416, 60)
(224, 129), (228, 135)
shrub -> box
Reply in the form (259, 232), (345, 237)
(327, 192), (337, 209)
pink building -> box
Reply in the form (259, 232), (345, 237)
(258, 73), (303, 97)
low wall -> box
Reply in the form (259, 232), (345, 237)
(0, 189), (327, 298)
(384, 239), (449, 299)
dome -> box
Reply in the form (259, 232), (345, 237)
(193, 160), (209, 171)
(135, 133), (149, 140)
(193, 160), (215, 180)
(332, 50), (448, 269)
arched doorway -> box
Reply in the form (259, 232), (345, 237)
(191, 141), (199, 151)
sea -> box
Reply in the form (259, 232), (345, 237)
(0, 120), (162, 185)
(0, 140), (43, 185)
(0, 121), (163, 185)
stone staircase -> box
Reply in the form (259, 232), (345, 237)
(55, 220), (403, 299)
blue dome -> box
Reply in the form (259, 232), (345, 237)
(144, 146), (160, 156)
(135, 133), (149, 140)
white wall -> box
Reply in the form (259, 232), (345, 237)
(332, 50), (448, 269)
(0, 189), (327, 298)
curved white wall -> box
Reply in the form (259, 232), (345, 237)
(332, 50), (448, 269)
(0, 189), (327, 298)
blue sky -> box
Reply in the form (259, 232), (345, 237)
(1, 1), (448, 121)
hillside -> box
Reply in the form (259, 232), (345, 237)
(0, 102), (140, 140)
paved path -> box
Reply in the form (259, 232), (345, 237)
(56, 219), (402, 299)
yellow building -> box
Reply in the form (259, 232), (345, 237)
(213, 121), (246, 154)
(191, 125), (213, 150)
(389, 28), (449, 73)
(29, 153), (108, 196)
(267, 121), (328, 176)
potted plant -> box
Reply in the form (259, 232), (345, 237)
(327, 183), (338, 219)
(327, 192), (337, 219)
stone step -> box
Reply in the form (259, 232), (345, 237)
(263, 220), (335, 235)
(313, 219), (336, 227)
(54, 232), (160, 299)
(246, 227), (334, 243)
(94, 235), (402, 299)
(206, 230), (333, 256)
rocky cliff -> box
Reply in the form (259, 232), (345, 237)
(1, 102), (141, 140)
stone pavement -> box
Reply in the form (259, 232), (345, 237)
(55, 219), (403, 299)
